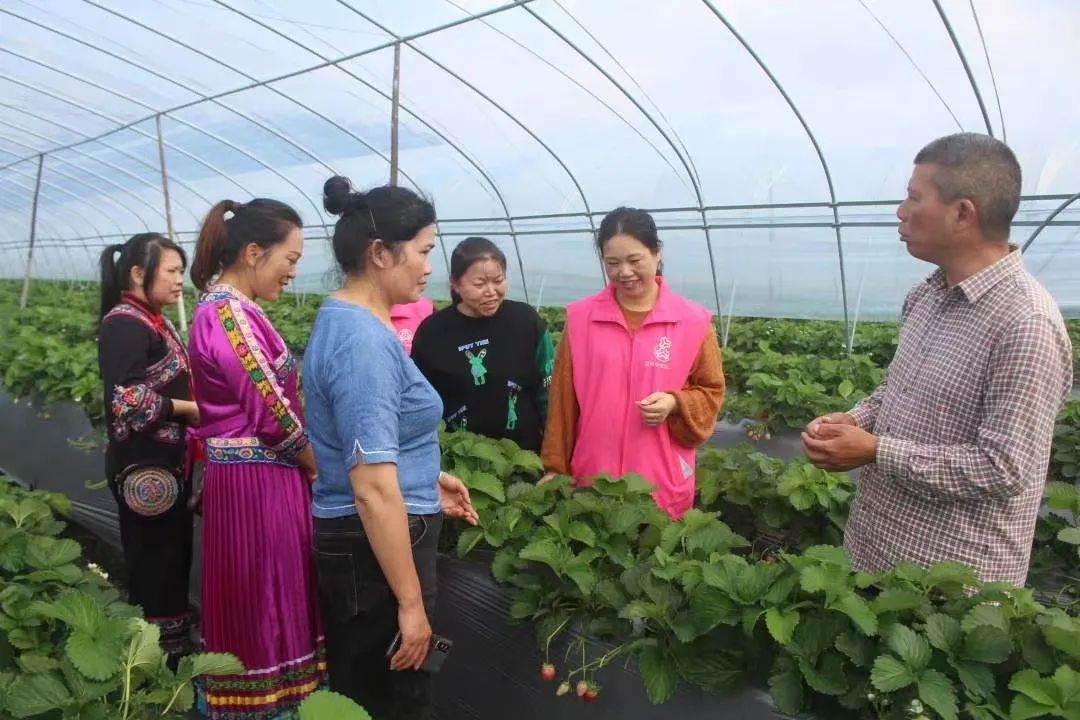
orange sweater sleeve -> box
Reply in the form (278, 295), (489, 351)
(540, 332), (577, 475)
(666, 322), (726, 447)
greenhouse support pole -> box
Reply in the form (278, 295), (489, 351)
(390, 42), (401, 187)
(156, 114), (187, 333)
(18, 154), (45, 310)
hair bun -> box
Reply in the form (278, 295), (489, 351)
(323, 175), (366, 216)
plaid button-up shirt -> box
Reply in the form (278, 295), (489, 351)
(845, 249), (1073, 586)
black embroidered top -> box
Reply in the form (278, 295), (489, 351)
(98, 294), (191, 480)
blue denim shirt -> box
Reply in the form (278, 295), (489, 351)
(304, 298), (443, 518)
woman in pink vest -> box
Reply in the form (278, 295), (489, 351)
(540, 207), (726, 518)
(390, 297), (435, 355)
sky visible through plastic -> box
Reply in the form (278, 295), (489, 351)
(0, 0), (1077, 321)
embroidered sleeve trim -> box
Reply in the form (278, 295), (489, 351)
(216, 299), (307, 457)
(110, 383), (167, 440)
(273, 348), (297, 384)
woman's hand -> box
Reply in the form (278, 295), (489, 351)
(171, 399), (200, 426)
(297, 445), (318, 485)
(390, 601), (432, 671)
(438, 473), (479, 525)
(635, 392), (677, 427)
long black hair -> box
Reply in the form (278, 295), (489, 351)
(322, 175), (436, 276)
(98, 232), (187, 323)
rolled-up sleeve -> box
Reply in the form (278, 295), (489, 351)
(325, 333), (403, 472)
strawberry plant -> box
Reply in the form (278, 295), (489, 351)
(1030, 482), (1080, 614)
(442, 434), (1080, 717)
(0, 478), (242, 718)
(454, 471), (754, 703)
(722, 347), (885, 431)
(1049, 401), (1080, 485)
(438, 428), (546, 556)
(723, 317), (900, 367)
(259, 300), (319, 356)
(696, 444), (853, 552)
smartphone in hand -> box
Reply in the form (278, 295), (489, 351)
(386, 631), (453, 673)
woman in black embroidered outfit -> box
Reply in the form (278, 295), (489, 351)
(97, 233), (200, 659)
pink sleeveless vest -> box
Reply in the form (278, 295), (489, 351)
(390, 297), (436, 356)
(567, 279), (711, 518)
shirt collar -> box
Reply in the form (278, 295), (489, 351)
(924, 246), (1023, 303)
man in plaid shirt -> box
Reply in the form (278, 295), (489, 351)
(803, 133), (1073, 586)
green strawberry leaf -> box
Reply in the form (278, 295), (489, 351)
(638, 644), (678, 704)
(962, 625), (1012, 665)
(765, 607), (800, 646)
(66, 628), (123, 681)
(886, 624), (931, 671)
(298, 689), (373, 719)
(926, 613), (963, 654)
(4, 672), (72, 717)
(918, 668), (958, 720)
(871, 656), (917, 692)
(768, 668), (804, 715)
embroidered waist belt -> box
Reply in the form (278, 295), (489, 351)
(203, 437), (296, 467)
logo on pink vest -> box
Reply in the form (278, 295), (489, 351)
(654, 336), (672, 362)
(647, 335), (673, 370)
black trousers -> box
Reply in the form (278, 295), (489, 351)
(314, 512), (442, 720)
(109, 480), (194, 655)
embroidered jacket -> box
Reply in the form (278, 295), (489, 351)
(187, 284), (308, 467)
(99, 294), (191, 480)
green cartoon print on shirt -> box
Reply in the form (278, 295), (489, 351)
(506, 381), (521, 431)
(465, 348), (488, 386)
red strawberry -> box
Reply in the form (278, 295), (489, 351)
(576, 680), (589, 697)
(540, 663), (556, 682)
(583, 686), (599, 703)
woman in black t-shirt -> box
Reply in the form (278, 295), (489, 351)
(412, 237), (554, 452)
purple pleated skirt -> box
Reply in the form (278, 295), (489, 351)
(197, 461), (325, 718)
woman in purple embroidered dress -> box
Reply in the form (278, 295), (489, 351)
(98, 232), (199, 661)
(187, 199), (324, 718)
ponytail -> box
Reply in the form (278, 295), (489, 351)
(98, 243), (126, 322)
(190, 200), (239, 291)
(190, 198), (302, 291)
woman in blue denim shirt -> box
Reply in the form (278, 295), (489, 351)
(303, 175), (478, 719)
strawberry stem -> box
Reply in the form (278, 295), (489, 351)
(543, 616), (571, 661)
